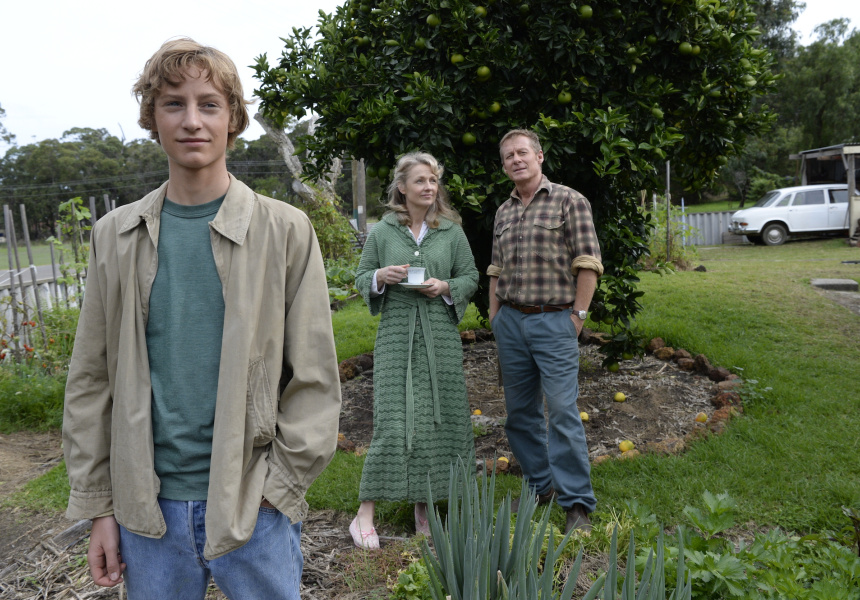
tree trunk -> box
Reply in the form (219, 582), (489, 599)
(253, 112), (342, 205)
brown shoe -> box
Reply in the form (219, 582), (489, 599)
(511, 487), (555, 514)
(565, 504), (592, 534)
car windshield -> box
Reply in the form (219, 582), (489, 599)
(752, 190), (782, 208)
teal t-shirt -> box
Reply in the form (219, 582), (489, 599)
(146, 196), (225, 500)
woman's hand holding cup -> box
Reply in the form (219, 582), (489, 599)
(377, 264), (410, 288)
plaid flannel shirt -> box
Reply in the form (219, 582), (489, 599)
(487, 176), (603, 306)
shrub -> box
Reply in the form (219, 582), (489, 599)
(296, 185), (358, 260)
(326, 255), (360, 303)
(0, 365), (65, 433)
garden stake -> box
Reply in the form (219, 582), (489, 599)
(18, 205), (49, 352)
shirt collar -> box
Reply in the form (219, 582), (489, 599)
(510, 175), (552, 204)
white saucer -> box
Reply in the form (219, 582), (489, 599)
(399, 283), (431, 289)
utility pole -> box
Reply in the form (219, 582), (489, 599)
(351, 158), (367, 234)
(665, 161), (671, 262)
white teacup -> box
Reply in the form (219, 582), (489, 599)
(407, 267), (426, 284)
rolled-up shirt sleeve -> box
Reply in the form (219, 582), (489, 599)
(566, 194), (603, 277)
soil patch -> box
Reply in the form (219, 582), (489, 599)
(815, 288), (860, 318)
(338, 335), (719, 471)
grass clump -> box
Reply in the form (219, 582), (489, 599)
(0, 365), (65, 433)
(332, 299), (381, 362)
(4, 461), (68, 513)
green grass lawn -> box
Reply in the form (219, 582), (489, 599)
(681, 199), (740, 213)
(0, 242), (69, 270)
(595, 238), (860, 532)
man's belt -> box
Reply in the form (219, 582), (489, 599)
(505, 302), (573, 314)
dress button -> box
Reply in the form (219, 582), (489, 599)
(414, 251), (420, 256)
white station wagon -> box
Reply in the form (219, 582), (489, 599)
(729, 184), (850, 245)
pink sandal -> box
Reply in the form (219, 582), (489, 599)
(349, 516), (380, 549)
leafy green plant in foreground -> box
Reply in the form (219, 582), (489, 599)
(391, 559), (433, 600)
(646, 491), (860, 599)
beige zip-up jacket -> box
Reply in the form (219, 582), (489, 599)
(63, 175), (341, 559)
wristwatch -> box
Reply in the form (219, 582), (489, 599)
(573, 309), (588, 320)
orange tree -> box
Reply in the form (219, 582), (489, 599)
(254, 0), (776, 363)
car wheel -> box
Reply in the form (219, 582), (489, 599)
(762, 223), (787, 246)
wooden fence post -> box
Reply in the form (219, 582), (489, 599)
(3, 205), (22, 358)
(19, 205), (49, 352)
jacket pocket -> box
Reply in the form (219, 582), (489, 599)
(533, 215), (565, 261)
(247, 357), (277, 447)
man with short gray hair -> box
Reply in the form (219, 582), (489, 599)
(487, 128), (603, 533)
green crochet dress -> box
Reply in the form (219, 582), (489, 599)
(356, 213), (479, 502)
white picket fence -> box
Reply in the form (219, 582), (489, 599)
(0, 267), (82, 337)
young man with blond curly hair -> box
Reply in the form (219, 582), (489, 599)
(62, 38), (340, 599)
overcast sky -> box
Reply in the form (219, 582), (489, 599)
(0, 0), (855, 154)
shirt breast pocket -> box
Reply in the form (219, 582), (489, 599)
(533, 215), (565, 262)
(494, 219), (513, 240)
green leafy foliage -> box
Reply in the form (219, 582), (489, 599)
(683, 491), (737, 539)
(326, 255), (360, 302)
(391, 559), (434, 600)
(0, 365), (66, 433)
(47, 196), (91, 298)
(0, 303), (80, 372)
(421, 457), (580, 599)
(0, 102), (15, 145)
(843, 505), (860, 556)
(254, 0), (777, 359)
(636, 491), (860, 598)
(773, 24), (860, 150)
(227, 134), (297, 201)
(295, 183), (358, 260)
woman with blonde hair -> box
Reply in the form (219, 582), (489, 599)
(350, 152), (479, 548)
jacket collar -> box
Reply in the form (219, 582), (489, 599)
(117, 174), (256, 245)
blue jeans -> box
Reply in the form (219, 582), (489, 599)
(492, 305), (595, 512)
(119, 498), (303, 600)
